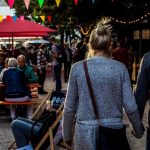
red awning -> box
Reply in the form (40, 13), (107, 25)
(0, 18), (56, 37)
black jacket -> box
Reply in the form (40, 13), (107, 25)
(134, 52), (150, 123)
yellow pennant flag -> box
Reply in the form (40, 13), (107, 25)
(55, 0), (61, 7)
(0, 16), (3, 22)
(40, 16), (45, 22)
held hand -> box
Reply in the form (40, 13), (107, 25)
(131, 124), (145, 139)
(131, 131), (142, 139)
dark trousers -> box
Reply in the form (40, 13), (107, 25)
(54, 64), (62, 91)
(64, 62), (71, 82)
(37, 68), (46, 92)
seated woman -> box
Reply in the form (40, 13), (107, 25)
(2, 58), (32, 121)
(11, 101), (60, 150)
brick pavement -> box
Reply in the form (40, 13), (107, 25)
(0, 68), (148, 150)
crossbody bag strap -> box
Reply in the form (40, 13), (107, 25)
(83, 60), (99, 120)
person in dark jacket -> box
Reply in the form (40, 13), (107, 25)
(134, 52), (150, 150)
(2, 58), (32, 121)
(62, 42), (72, 82)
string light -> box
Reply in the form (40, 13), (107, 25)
(80, 27), (90, 35)
(110, 11), (150, 24)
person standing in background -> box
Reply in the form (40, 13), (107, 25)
(50, 36), (62, 91)
(37, 44), (48, 94)
(63, 42), (72, 82)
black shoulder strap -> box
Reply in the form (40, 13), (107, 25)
(83, 60), (99, 119)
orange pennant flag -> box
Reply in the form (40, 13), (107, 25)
(40, 16), (45, 22)
(55, 0), (61, 7)
(0, 16), (3, 22)
(24, 0), (30, 10)
(74, 0), (78, 5)
(47, 16), (52, 22)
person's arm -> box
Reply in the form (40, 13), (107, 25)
(28, 67), (38, 83)
(122, 66), (144, 138)
(62, 64), (78, 142)
(134, 55), (149, 119)
(0, 68), (6, 82)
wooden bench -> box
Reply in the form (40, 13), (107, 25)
(0, 83), (41, 106)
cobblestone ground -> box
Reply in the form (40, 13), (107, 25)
(0, 69), (148, 150)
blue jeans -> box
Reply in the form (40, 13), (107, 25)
(11, 117), (42, 148)
(54, 63), (62, 90)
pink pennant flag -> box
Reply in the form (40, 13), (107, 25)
(6, 15), (11, 21)
(74, 0), (78, 5)
(20, 16), (24, 21)
(7, 0), (15, 8)
(47, 16), (52, 22)
(24, 0), (30, 10)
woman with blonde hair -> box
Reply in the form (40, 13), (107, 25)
(62, 18), (144, 150)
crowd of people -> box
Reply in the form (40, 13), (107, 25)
(0, 18), (150, 150)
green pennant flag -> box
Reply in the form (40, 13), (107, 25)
(38, 0), (44, 8)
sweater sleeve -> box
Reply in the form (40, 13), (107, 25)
(122, 66), (143, 137)
(62, 64), (78, 141)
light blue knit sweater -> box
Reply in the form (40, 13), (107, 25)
(63, 56), (143, 150)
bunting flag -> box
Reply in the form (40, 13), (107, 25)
(55, 0), (61, 7)
(74, 0), (78, 5)
(20, 16), (24, 21)
(47, 16), (52, 22)
(13, 16), (17, 22)
(40, 16), (45, 22)
(38, 0), (44, 8)
(6, 15), (11, 21)
(24, 0), (30, 10)
(33, 16), (39, 19)
(7, 0), (15, 8)
(92, 0), (95, 3)
(0, 16), (3, 22)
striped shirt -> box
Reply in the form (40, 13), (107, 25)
(37, 50), (47, 70)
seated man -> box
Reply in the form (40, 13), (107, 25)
(17, 55), (38, 83)
(2, 58), (32, 121)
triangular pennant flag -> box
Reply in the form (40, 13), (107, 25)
(47, 16), (52, 22)
(55, 0), (61, 7)
(20, 16), (24, 21)
(24, 0), (30, 10)
(7, 0), (15, 8)
(74, 0), (78, 5)
(38, 0), (44, 8)
(12, 16), (17, 22)
(6, 15), (11, 21)
(40, 16), (45, 22)
(0, 16), (3, 22)
(92, 0), (95, 3)
(32, 16), (39, 20)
